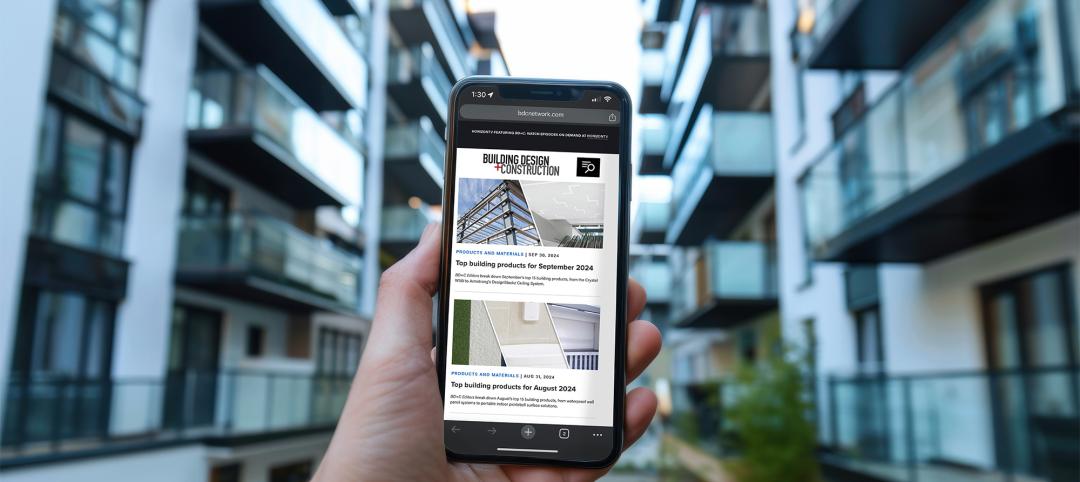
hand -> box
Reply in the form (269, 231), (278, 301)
(314, 224), (662, 481)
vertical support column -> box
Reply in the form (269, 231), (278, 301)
(110, 0), (198, 432)
(0, 0), (58, 436)
(361, 0), (390, 317)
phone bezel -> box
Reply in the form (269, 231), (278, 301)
(435, 76), (632, 468)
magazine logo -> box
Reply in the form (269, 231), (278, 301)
(576, 158), (600, 178)
(482, 152), (560, 176)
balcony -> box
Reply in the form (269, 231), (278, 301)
(633, 201), (670, 244)
(199, 0), (367, 111)
(799, 0), (1079, 263)
(389, 0), (473, 82)
(47, 48), (145, 136)
(630, 258), (672, 305)
(639, 24), (667, 114)
(664, 4), (770, 170)
(188, 66), (364, 209)
(672, 242), (778, 329)
(0, 370), (351, 465)
(639, 115), (670, 174)
(381, 206), (431, 257)
(668, 107), (774, 246)
(821, 367), (1079, 482)
(384, 117), (446, 204)
(176, 212), (362, 313)
(387, 44), (453, 131)
(798, 0), (971, 70)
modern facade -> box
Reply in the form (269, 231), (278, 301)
(0, 1), (500, 481)
(770, 0), (1079, 481)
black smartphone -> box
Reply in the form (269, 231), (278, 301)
(435, 77), (631, 468)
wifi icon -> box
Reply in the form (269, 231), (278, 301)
(603, 96), (612, 102)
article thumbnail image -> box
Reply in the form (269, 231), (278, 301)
(451, 299), (600, 370)
(455, 178), (604, 248)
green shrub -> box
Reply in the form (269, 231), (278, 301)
(726, 341), (820, 482)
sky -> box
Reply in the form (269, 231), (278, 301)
(467, 0), (672, 203)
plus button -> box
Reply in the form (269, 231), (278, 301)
(520, 425), (536, 440)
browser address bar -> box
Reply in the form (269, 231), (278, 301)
(459, 104), (620, 125)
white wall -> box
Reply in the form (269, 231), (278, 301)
(206, 435), (328, 482)
(0, 0), (58, 433)
(112, 0), (199, 379)
(2, 446), (207, 482)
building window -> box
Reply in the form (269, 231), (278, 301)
(854, 306), (884, 374)
(210, 464), (241, 482)
(317, 328), (364, 376)
(3, 289), (116, 445)
(739, 328), (758, 364)
(269, 460), (312, 482)
(31, 103), (132, 255)
(981, 264), (1078, 477)
(53, 0), (146, 91)
(246, 325), (266, 357)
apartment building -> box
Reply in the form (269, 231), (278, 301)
(770, 0), (1079, 481)
(0, 1), (496, 481)
(634, 0), (779, 451)
(380, 0), (507, 263)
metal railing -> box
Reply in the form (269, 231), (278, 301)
(48, 48), (145, 135)
(0, 370), (352, 462)
(824, 366), (1080, 482)
(798, 0), (1076, 256)
(176, 212), (362, 310)
(188, 65), (365, 207)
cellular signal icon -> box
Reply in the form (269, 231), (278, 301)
(604, 95), (612, 102)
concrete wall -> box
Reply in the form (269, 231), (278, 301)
(112, 0), (199, 379)
(0, 0), (58, 432)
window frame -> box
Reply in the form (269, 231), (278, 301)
(32, 102), (133, 256)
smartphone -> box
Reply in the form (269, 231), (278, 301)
(435, 77), (631, 467)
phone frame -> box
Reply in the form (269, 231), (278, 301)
(435, 76), (632, 468)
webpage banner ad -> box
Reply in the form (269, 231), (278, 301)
(445, 140), (618, 428)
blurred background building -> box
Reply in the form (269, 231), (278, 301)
(0, 0), (1076, 481)
(0, 0), (503, 480)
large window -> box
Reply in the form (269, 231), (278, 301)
(317, 328), (364, 376)
(53, 0), (145, 91)
(32, 103), (131, 255)
(3, 289), (116, 445)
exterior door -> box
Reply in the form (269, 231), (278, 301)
(982, 265), (1079, 480)
(163, 304), (222, 429)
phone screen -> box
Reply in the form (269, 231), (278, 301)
(439, 81), (627, 464)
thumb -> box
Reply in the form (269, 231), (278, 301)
(363, 223), (442, 359)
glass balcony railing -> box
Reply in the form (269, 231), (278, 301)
(388, 0), (472, 81)
(824, 367), (1080, 482)
(630, 258), (672, 304)
(671, 241), (778, 322)
(670, 107), (774, 217)
(381, 206), (431, 243)
(0, 370), (352, 459)
(634, 201), (670, 237)
(265, 0), (368, 109)
(188, 65), (364, 208)
(385, 117), (446, 172)
(176, 212), (362, 310)
(387, 43), (453, 121)
(799, 0), (1075, 255)
(640, 114), (670, 160)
